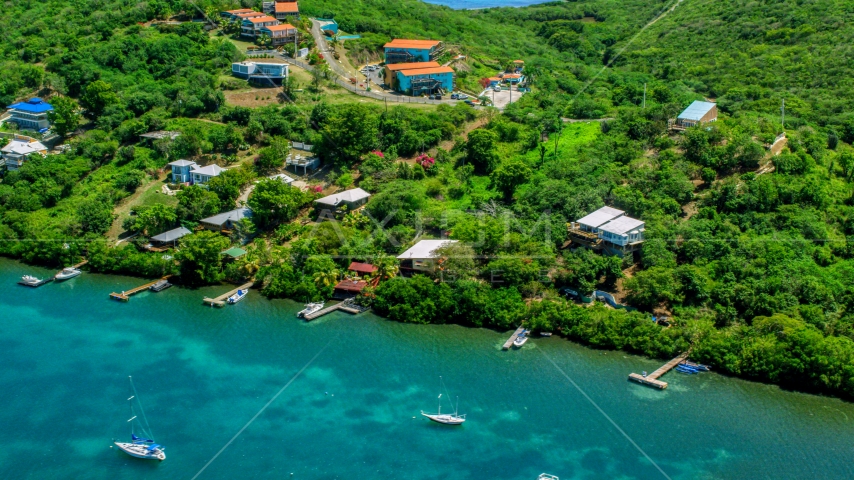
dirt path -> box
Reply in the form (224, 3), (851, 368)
(106, 172), (167, 241)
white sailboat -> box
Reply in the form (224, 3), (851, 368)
(113, 376), (166, 461)
(421, 377), (466, 425)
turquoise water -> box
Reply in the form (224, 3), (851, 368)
(1, 257), (854, 479)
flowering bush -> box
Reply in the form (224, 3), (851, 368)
(371, 150), (385, 158)
(416, 154), (435, 168)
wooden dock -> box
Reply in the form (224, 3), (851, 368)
(303, 301), (345, 320)
(628, 352), (690, 389)
(303, 300), (366, 320)
(110, 275), (172, 301)
(502, 325), (526, 350)
(203, 282), (253, 307)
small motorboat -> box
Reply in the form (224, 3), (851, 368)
(149, 280), (172, 292)
(19, 275), (46, 287)
(539, 332), (552, 337)
(513, 332), (528, 348)
(537, 475), (559, 480)
(227, 289), (248, 304)
(54, 267), (81, 281)
(297, 302), (324, 317)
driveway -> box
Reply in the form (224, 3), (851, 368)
(480, 87), (525, 109)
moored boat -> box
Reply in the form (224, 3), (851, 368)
(149, 280), (172, 292)
(297, 302), (324, 317)
(539, 332), (552, 337)
(18, 275), (50, 287)
(421, 377), (466, 425)
(114, 376), (166, 462)
(54, 267), (81, 281)
(227, 289), (248, 304)
(513, 331), (529, 348)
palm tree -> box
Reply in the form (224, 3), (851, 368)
(313, 269), (340, 288)
(373, 256), (399, 280)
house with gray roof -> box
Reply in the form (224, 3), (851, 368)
(191, 164), (225, 184)
(200, 208), (252, 232)
(147, 226), (192, 250)
(569, 206), (645, 257)
(314, 188), (371, 212)
(675, 101), (717, 129)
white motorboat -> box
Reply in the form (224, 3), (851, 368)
(539, 332), (552, 337)
(513, 331), (529, 348)
(297, 302), (324, 317)
(114, 376), (166, 461)
(54, 267), (81, 281)
(537, 475), (559, 480)
(19, 275), (48, 287)
(421, 377), (466, 425)
(227, 289), (248, 304)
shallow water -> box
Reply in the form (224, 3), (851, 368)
(1, 258), (853, 479)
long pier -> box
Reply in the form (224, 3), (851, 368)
(203, 282), (254, 307)
(110, 275), (172, 301)
(628, 352), (690, 389)
(502, 325), (526, 350)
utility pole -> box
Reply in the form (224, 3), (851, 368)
(781, 98), (785, 133)
(642, 83), (646, 108)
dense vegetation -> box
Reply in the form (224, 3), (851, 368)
(3, 0), (854, 399)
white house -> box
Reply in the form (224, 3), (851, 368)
(396, 239), (458, 274)
(168, 159), (198, 183)
(2, 137), (48, 171)
(675, 101), (717, 129)
(191, 164), (224, 184)
(569, 206), (645, 257)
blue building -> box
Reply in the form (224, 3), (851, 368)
(168, 159), (198, 183)
(384, 39), (443, 64)
(396, 66), (454, 96)
(6, 98), (53, 131)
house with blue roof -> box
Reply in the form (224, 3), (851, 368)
(674, 101), (717, 129)
(6, 98), (53, 132)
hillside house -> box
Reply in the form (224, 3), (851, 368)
(314, 188), (371, 212)
(241, 15), (279, 38)
(233, 11), (267, 21)
(232, 61), (288, 85)
(568, 206), (644, 257)
(264, 1), (299, 20)
(168, 159), (197, 183)
(200, 208), (252, 233)
(486, 77), (502, 87)
(2, 137), (47, 171)
(397, 239), (458, 275)
(147, 227), (191, 251)
(6, 98), (53, 131)
(259, 24), (297, 46)
(503, 73), (524, 84)
(383, 61), (440, 89)
(512, 60), (524, 72)
(673, 101), (717, 129)
(348, 262), (378, 276)
(221, 8), (256, 19)
(384, 39), (443, 64)
(396, 66), (455, 96)
(190, 164), (224, 184)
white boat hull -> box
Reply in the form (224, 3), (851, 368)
(114, 442), (166, 461)
(55, 269), (81, 281)
(421, 411), (466, 425)
(513, 337), (528, 348)
(227, 291), (247, 304)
